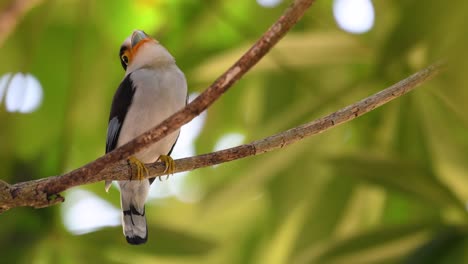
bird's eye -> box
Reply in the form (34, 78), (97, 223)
(121, 55), (129, 65)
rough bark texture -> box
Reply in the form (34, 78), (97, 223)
(0, 61), (445, 213)
(0, 0), (317, 212)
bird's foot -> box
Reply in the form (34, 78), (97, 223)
(128, 156), (149, 181)
(158, 155), (175, 181)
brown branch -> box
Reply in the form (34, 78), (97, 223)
(0, 0), (317, 212)
(0, 61), (445, 213)
(0, 0), (42, 47)
(56, 0), (315, 194)
(102, 62), (446, 178)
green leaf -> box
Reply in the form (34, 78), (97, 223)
(294, 222), (443, 264)
(328, 155), (465, 211)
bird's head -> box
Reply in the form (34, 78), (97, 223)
(119, 30), (174, 72)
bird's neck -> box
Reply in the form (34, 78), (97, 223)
(128, 44), (175, 73)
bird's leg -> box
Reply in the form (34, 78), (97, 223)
(128, 156), (149, 181)
(158, 155), (175, 181)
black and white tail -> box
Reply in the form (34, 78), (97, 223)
(122, 204), (148, 245)
(119, 181), (150, 245)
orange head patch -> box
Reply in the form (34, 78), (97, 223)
(119, 30), (157, 70)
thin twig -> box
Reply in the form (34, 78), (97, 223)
(0, 0), (317, 212)
(0, 61), (445, 213)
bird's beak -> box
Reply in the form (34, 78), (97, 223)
(131, 30), (149, 48)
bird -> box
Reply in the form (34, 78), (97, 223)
(105, 30), (187, 245)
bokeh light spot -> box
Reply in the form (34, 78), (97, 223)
(333, 0), (375, 34)
(214, 133), (245, 152)
(62, 189), (120, 235)
(257, 0), (283, 8)
(3, 73), (43, 113)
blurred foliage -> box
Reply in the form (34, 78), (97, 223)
(1, 0), (468, 263)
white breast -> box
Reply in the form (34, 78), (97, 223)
(117, 65), (187, 163)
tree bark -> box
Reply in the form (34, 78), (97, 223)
(0, 61), (445, 213)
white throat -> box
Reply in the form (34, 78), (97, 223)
(126, 43), (175, 74)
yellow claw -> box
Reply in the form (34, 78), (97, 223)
(128, 156), (149, 181)
(158, 155), (175, 181)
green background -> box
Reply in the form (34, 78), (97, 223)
(2, 0), (468, 263)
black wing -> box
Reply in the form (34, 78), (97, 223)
(106, 73), (135, 153)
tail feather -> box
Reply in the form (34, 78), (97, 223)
(119, 180), (150, 245)
(122, 204), (148, 245)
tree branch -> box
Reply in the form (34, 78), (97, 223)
(0, 0), (317, 212)
(102, 61), (446, 179)
(0, 61), (445, 213)
(0, 0), (42, 47)
(0, 0), (445, 212)
(65, 0), (316, 191)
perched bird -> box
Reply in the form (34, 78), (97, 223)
(105, 30), (187, 245)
